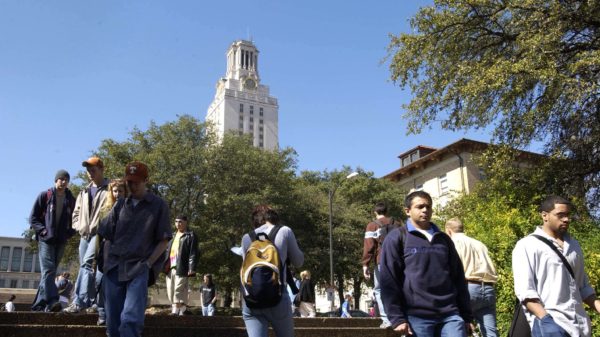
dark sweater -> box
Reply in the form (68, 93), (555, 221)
(379, 220), (472, 328)
(29, 187), (76, 243)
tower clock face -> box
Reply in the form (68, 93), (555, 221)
(244, 78), (257, 90)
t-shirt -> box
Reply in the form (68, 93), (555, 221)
(55, 193), (65, 225)
(201, 285), (216, 306)
(169, 232), (183, 269)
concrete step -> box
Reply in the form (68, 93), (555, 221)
(0, 312), (381, 328)
(1, 325), (397, 337)
(0, 312), (396, 337)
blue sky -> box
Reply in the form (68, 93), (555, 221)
(0, 1), (494, 238)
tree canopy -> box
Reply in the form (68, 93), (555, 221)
(388, 0), (600, 211)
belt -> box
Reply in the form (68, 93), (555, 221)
(467, 280), (495, 286)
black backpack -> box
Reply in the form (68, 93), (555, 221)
(374, 218), (398, 244)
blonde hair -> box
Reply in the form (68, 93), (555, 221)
(300, 270), (311, 280)
(99, 179), (128, 219)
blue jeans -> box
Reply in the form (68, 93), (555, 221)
(73, 235), (98, 308)
(202, 304), (215, 316)
(104, 267), (149, 337)
(532, 315), (571, 337)
(373, 265), (391, 325)
(96, 268), (105, 320)
(242, 294), (294, 337)
(468, 283), (497, 337)
(32, 241), (65, 311)
(407, 313), (466, 337)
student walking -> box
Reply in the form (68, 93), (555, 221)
(512, 195), (600, 337)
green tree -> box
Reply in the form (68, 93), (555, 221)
(296, 168), (405, 309)
(388, 0), (600, 210)
(437, 170), (600, 335)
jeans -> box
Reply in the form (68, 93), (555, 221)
(32, 241), (65, 311)
(202, 304), (215, 316)
(104, 267), (149, 337)
(242, 294), (294, 337)
(73, 235), (98, 308)
(407, 313), (466, 337)
(374, 264), (391, 325)
(532, 315), (571, 337)
(468, 283), (497, 337)
(96, 268), (105, 320)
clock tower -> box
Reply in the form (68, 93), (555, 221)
(206, 40), (279, 150)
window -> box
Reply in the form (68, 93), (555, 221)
(33, 281), (40, 289)
(250, 117), (253, 122)
(239, 115), (243, 121)
(239, 122), (243, 130)
(439, 174), (448, 195)
(11, 247), (22, 272)
(23, 249), (34, 272)
(35, 255), (41, 273)
(0, 279), (4, 287)
(410, 151), (419, 162)
(239, 103), (244, 113)
(259, 107), (263, 116)
(479, 167), (487, 180)
(238, 130), (243, 136)
(0, 247), (9, 271)
(259, 142), (264, 148)
(10, 279), (17, 288)
(250, 106), (254, 115)
(259, 119), (263, 125)
(21, 280), (29, 289)
(401, 156), (410, 167)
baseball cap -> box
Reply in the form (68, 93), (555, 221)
(82, 157), (104, 168)
(125, 161), (148, 182)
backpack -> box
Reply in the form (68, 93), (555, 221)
(374, 218), (397, 244)
(240, 225), (284, 309)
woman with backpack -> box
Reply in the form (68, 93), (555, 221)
(240, 205), (304, 337)
(298, 270), (316, 317)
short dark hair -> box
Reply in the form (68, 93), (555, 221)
(374, 202), (387, 216)
(539, 195), (571, 212)
(9, 294), (15, 301)
(251, 205), (280, 228)
(404, 191), (432, 209)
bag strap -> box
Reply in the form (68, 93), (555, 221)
(531, 234), (575, 279)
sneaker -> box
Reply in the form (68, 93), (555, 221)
(86, 306), (98, 314)
(45, 302), (62, 312)
(97, 318), (106, 326)
(379, 321), (392, 329)
(63, 303), (82, 314)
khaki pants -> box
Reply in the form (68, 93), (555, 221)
(165, 269), (189, 304)
(299, 301), (316, 317)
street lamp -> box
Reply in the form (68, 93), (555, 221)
(328, 171), (358, 312)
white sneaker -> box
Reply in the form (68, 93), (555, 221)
(63, 303), (82, 314)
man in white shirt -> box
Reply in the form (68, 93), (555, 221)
(512, 195), (600, 337)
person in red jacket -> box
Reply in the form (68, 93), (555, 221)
(361, 202), (396, 328)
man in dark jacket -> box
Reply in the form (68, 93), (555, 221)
(164, 214), (198, 315)
(29, 169), (76, 312)
(380, 191), (473, 336)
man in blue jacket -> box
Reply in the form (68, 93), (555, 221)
(29, 169), (76, 312)
(380, 191), (473, 336)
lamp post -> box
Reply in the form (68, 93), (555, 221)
(328, 171), (358, 313)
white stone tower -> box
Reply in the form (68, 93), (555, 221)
(206, 40), (279, 150)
